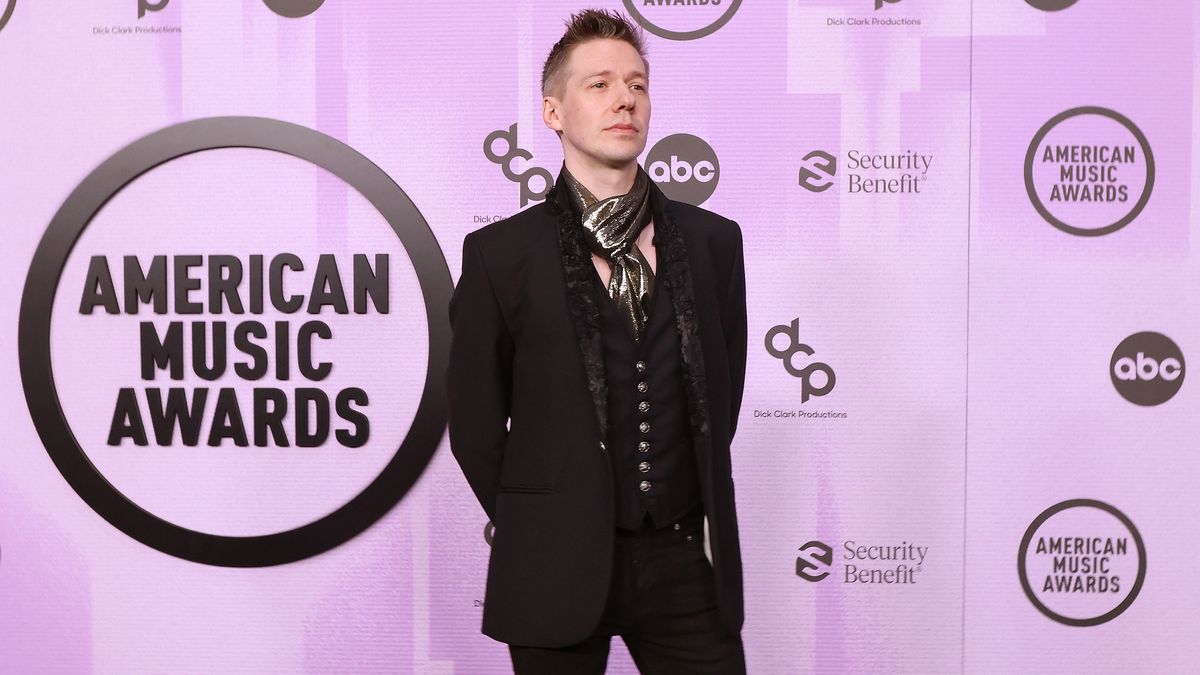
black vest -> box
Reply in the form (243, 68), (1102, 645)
(593, 257), (703, 531)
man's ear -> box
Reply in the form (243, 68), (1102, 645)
(542, 96), (563, 133)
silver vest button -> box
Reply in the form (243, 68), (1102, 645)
(638, 461), (650, 473)
(638, 441), (650, 453)
(638, 401), (650, 413)
(639, 421), (650, 434)
(635, 360), (647, 372)
(639, 480), (651, 492)
(637, 381), (648, 393)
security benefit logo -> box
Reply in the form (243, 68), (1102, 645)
(1025, 107), (1154, 236)
(645, 133), (720, 206)
(18, 117), (452, 567)
(1110, 332), (1184, 406)
(622, 0), (741, 41)
(485, 123), (552, 208)
(796, 539), (928, 585)
(1018, 500), (1146, 626)
(798, 148), (932, 195)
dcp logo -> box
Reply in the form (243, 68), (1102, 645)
(875, 0), (902, 9)
(485, 123), (552, 208)
(765, 319), (835, 402)
(796, 540), (833, 582)
(1110, 332), (1184, 406)
(645, 133), (719, 206)
(138, 0), (169, 19)
(798, 150), (837, 193)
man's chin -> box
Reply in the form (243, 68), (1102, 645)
(597, 149), (645, 169)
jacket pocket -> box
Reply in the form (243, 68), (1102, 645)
(496, 484), (553, 494)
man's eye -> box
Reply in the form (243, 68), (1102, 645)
(591, 82), (606, 88)
(632, 84), (646, 91)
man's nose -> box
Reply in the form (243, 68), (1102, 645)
(615, 86), (636, 111)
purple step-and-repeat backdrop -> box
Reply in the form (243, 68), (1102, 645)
(1, 0), (1196, 672)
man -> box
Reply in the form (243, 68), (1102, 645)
(447, 9), (747, 673)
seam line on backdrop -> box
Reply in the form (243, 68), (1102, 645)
(962, 0), (975, 672)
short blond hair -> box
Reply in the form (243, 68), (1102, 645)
(541, 8), (649, 98)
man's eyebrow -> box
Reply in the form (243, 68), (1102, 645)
(582, 69), (648, 80)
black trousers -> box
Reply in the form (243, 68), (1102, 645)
(508, 506), (746, 674)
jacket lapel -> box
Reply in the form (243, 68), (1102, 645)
(547, 173), (712, 468)
(549, 176), (609, 440)
(647, 182), (714, 474)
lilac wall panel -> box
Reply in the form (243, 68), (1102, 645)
(0, 1), (1193, 672)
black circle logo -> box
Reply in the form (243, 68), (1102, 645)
(622, 0), (741, 41)
(18, 117), (452, 567)
(1024, 107), (1155, 237)
(645, 133), (720, 206)
(1110, 331), (1184, 406)
(262, 0), (325, 18)
(1025, 0), (1080, 10)
(1017, 499), (1146, 627)
(0, 0), (16, 33)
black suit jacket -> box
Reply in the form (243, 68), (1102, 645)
(446, 171), (747, 647)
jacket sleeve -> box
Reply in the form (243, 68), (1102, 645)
(723, 222), (748, 442)
(446, 232), (514, 522)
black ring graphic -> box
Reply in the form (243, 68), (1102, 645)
(1024, 106), (1155, 237)
(623, 0), (741, 41)
(19, 116), (452, 567)
(0, 0), (17, 33)
(1017, 499), (1146, 627)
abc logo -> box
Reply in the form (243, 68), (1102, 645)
(795, 540), (833, 582)
(649, 155), (716, 184)
(765, 318), (835, 403)
(484, 123), (552, 208)
(1025, 0), (1080, 10)
(645, 133), (720, 206)
(1110, 332), (1185, 406)
(262, 0), (326, 18)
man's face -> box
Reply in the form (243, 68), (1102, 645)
(543, 38), (650, 170)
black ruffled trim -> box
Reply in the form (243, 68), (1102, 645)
(550, 184), (609, 439)
(652, 194), (713, 457)
(548, 178), (711, 455)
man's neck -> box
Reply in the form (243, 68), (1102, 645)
(563, 156), (638, 201)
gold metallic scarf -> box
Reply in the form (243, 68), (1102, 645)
(561, 163), (655, 341)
